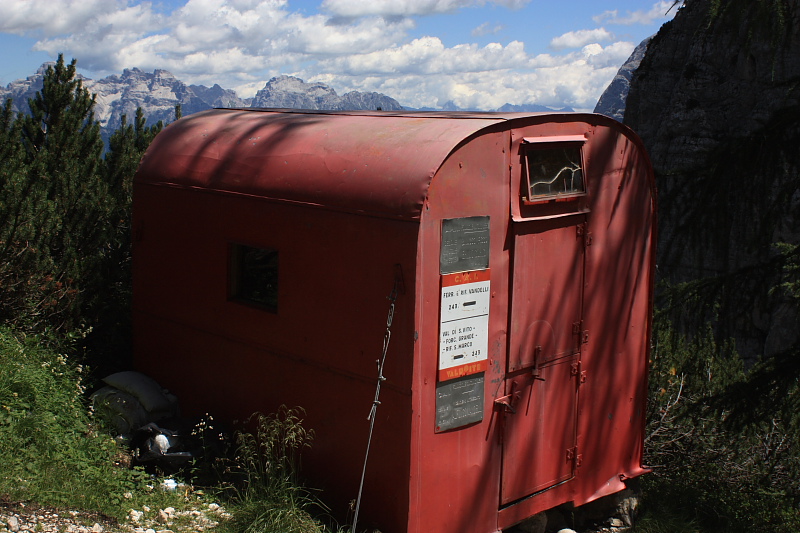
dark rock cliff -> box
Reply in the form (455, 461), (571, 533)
(594, 36), (650, 122)
(624, 0), (800, 357)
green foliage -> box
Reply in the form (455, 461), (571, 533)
(641, 317), (800, 532)
(0, 54), (109, 335)
(89, 108), (164, 367)
(0, 52), (334, 533)
(215, 407), (333, 533)
(0, 326), (150, 515)
(0, 53), (178, 369)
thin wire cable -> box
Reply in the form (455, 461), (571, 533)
(352, 279), (398, 533)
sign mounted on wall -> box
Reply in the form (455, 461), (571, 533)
(435, 374), (485, 432)
(440, 216), (490, 274)
(438, 268), (490, 381)
(438, 216), (491, 382)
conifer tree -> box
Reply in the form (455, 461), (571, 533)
(0, 98), (37, 322)
(0, 54), (109, 334)
(93, 108), (164, 362)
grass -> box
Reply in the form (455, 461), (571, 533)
(211, 409), (338, 533)
(0, 326), (147, 517)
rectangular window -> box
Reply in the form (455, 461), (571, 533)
(230, 244), (278, 312)
(524, 145), (585, 201)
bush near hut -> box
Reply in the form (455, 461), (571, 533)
(636, 312), (800, 533)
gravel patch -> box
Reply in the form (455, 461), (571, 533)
(0, 501), (229, 533)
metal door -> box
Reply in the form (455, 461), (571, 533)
(499, 217), (586, 505)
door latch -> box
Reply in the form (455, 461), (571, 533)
(494, 382), (521, 414)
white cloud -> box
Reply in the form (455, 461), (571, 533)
(284, 15), (413, 55)
(593, 1), (680, 26)
(549, 28), (614, 50)
(0, 0), (126, 36)
(307, 40), (632, 111)
(26, 0), (410, 84)
(315, 37), (528, 76)
(320, 0), (529, 18)
(472, 21), (504, 37)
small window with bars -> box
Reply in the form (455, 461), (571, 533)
(524, 144), (585, 202)
(230, 243), (278, 312)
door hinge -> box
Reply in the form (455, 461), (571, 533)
(566, 446), (583, 467)
(570, 362), (588, 384)
(573, 322), (589, 344)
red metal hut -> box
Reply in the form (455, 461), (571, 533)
(132, 109), (656, 533)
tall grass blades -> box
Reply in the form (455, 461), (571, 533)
(217, 407), (332, 533)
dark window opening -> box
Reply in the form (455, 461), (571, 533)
(524, 145), (585, 201)
(230, 244), (278, 312)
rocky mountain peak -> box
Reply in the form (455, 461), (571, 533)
(250, 74), (402, 110)
(594, 36), (651, 121)
(153, 69), (175, 80)
(0, 65), (405, 141)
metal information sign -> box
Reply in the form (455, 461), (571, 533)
(435, 374), (485, 432)
(440, 216), (490, 275)
(439, 269), (490, 381)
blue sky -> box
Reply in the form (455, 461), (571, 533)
(0, 0), (680, 111)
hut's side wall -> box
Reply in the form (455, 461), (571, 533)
(132, 184), (419, 528)
(132, 111), (655, 533)
(571, 123), (655, 506)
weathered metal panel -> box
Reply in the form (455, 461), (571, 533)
(500, 216), (586, 504)
(435, 374), (485, 431)
(507, 218), (586, 372)
(439, 216), (491, 274)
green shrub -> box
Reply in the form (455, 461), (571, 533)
(639, 318), (800, 532)
(215, 407), (334, 533)
(0, 326), (149, 517)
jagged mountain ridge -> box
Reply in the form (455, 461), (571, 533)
(250, 75), (403, 111)
(593, 36), (651, 121)
(1, 64), (580, 139)
(0, 66), (404, 136)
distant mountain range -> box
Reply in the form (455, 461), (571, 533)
(0, 65), (407, 138)
(1, 64), (580, 140)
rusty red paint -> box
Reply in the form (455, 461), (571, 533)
(133, 109), (656, 533)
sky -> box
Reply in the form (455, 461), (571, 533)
(0, 0), (681, 111)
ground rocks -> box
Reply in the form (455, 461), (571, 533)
(0, 501), (229, 533)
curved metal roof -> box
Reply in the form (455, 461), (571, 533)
(134, 108), (625, 220)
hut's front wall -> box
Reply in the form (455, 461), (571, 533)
(411, 128), (511, 533)
(406, 117), (655, 533)
(132, 184), (419, 527)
